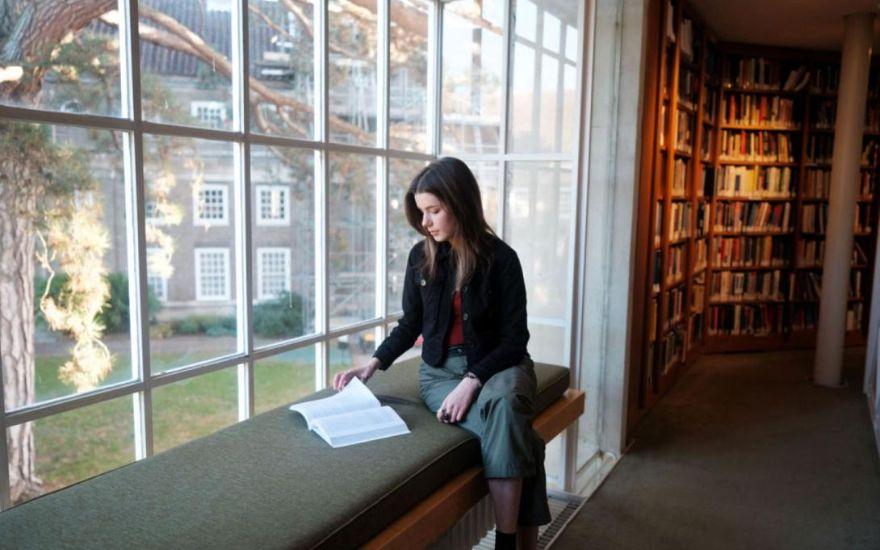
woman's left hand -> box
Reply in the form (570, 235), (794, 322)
(437, 377), (481, 424)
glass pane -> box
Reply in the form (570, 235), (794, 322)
(386, 322), (423, 364)
(390, 0), (430, 152)
(248, 0), (315, 139)
(0, 121), (133, 411)
(0, 5), (121, 116)
(251, 146), (316, 345)
(329, 327), (379, 384)
(470, 161), (501, 232)
(152, 366), (238, 454)
(143, 135), (239, 372)
(442, 0), (504, 154)
(510, 0), (579, 153)
(505, 161), (573, 363)
(388, 158), (426, 314)
(7, 395), (134, 506)
(254, 347), (317, 415)
(328, 0), (378, 145)
(139, 0), (233, 129)
(328, 154), (377, 328)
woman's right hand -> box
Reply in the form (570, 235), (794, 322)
(332, 358), (381, 391)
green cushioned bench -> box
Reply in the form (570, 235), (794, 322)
(0, 358), (576, 549)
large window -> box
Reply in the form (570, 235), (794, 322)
(0, 0), (582, 508)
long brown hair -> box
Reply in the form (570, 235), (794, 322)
(405, 157), (497, 289)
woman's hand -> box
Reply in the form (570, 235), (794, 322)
(332, 358), (381, 391)
(437, 377), (481, 424)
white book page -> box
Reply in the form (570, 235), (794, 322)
(313, 406), (410, 448)
(288, 378), (380, 430)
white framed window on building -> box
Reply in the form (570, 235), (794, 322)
(190, 100), (227, 128)
(146, 248), (169, 302)
(257, 247), (292, 301)
(194, 183), (229, 226)
(195, 248), (231, 301)
(255, 185), (290, 226)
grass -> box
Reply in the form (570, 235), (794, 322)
(27, 344), (352, 497)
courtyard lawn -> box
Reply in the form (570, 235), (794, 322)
(25, 345), (347, 497)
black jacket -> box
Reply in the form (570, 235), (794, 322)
(373, 235), (530, 384)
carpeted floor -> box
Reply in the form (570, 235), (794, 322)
(553, 348), (880, 550)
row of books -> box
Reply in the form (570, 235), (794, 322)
(669, 202), (692, 240)
(810, 65), (840, 95)
(718, 131), (795, 162)
(713, 201), (792, 233)
(795, 239), (868, 267)
(721, 57), (808, 92)
(673, 158), (688, 195)
(801, 169), (831, 199)
(811, 99), (836, 130)
(676, 111), (693, 152)
(661, 329), (685, 374)
(802, 169), (877, 199)
(667, 244), (686, 283)
(696, 203), (710, 237)
(801, 203), (874, 234)
(711, 235), (789, 268)
(691, 274), (705, 311)
(714, 166), (794, 198)
(694, 239), (708, 272)
(807, 137), (880, 166)
(688, 313), (704, 350)
(789, 271), (863, 301)
(709, 270), (785, 302)
(707, 303), (785, 335)
(679, 68), (698, 108)
(666, 286), (685, 326)
(792, 303), (863, 331)
(708, 302), (863, 334)
(703, 88), (718, 122)
(721, 95), (798, 128)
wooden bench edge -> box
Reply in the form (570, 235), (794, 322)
(364, 389), (586, 550)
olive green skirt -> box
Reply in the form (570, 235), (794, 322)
(418, 346), (551, 526)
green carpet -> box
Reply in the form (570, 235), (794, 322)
(554, 348), (880, 550)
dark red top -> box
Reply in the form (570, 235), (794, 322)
(445, 290), (465, 347)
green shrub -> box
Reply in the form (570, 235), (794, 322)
(253, 291), (305, 338)
(173, 315), (236, 337)
(175, 317), (201, 335)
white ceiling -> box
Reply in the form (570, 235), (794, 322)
(687, 0), (880, 52)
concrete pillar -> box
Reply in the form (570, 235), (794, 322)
(814, 13), (875, 387)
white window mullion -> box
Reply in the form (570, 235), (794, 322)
(377, 157), (388, 322)
(233, 0), (254, 421)
(378, 0), (390, 150)
(429, 0), (443, 156)
(120, 0), (153, 463)
(315, 0), (330, 390)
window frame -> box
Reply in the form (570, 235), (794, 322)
(256, 247), (292, 301)
(0, 0), (586, 509)
(193, 183), (230, 227)
(255, 185), (291, 226)
(194, 247), (232, 302)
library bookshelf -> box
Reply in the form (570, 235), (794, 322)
(629, 0), (879, 431)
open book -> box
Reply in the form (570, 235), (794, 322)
(289, 378), (410, 448)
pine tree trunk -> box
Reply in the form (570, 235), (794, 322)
(0, 177), (40, 504)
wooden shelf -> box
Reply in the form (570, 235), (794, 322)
(713, 230), (793, 236)
(719, 124), (801, 132)
(630, 2), (876, 433)
(711, 265), (789, 271)
(717, 160), (798, 166)
(713, 196), (794, 202)
(722, 87), (801, 96)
